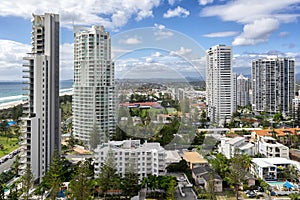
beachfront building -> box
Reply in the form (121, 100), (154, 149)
(252, 57), (295, 116)
(237, 74), (250, 107)
(94, 140), (166, 179)
(206, 45), (233, 125)
(21, 13), (60, 182)
(72, 26), (115, 145)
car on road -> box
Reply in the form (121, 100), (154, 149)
(246, 190), (256, 198)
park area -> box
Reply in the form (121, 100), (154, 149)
(0, 136), (19, 158)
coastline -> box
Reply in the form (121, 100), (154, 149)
(0, 90), (73, 110)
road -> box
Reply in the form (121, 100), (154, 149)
(0, 156), (15, 173)
(174, 187), (197, 200)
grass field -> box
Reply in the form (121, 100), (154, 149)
(0, 136), (19, 158)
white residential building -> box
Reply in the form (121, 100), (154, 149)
(237, 74), (250, 107)
(94, 140), (166, 179)
(219, 136), (256, 159)
(232, 73), (237, 113)
(251, 158), (300, 181)
(252, 57), (295, 115)
(73, 26), (115, 144)
(292, 90), (300, 117)
(206, 45), (232, 125)
(258, 136), (289, 159)
(21, 13), (60, 182)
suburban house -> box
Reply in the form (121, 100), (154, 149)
(192, 166), (223, 192)
(182, 151), (208, 169)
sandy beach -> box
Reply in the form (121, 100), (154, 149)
(0, 90), (73, 110)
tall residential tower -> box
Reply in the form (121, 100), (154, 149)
(22, 13), (60, 181)
(206, 45), (233, 125)
(73, 26), (115, 145)
(252, 57), (295, 115)
(237, 74), (250, 107)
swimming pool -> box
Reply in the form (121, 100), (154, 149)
(267, 181), (286, 187)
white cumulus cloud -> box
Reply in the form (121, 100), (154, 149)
(203, 31), (238, 38)
(170, 47), (192, 56)
(153, 23), (174, 40)
(0, 0), (161, 29)
(163, 6), (190, 18)
(198, 0), (214, 6)
(119, 36), (142, 45)
(232, 18), (279, 46)
(201, 0), (300, 46)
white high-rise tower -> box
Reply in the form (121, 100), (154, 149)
(206, 45), (232, 125)
(73, 26), (115, 145)
(237, 74), (250, 107)
(22, 13), (60, 181)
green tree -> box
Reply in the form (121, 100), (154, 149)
(166, 179), (176, 200)
(68, 161), (94, 200)
(228, 154), (248, 200)
(273, 112), (283, 122)
(89, 123), (101, 150)
(287, 164), (299, 183)
(43, 152), (63, 200)
(22, 163), (33, 200)
(0, 182), (6, 200)
(121, 160), (140, 199)
(11, 155), (20, 176)
(206, 172), (217, 200)
(97, 149), (120, 199)
(210, 153), (230, 179)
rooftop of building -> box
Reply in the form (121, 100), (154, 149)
(165, 150), (182, 163)
(182, 152), (208, 164)
(252, 128), (300, 138)
(252, 157), (293, 168)
(226, 136), (244, 145)
(192, 166), (222, 181)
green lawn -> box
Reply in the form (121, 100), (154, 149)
(0, 136), (19, 158)
(166, 108), (177, 114)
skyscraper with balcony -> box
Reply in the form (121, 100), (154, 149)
(22, 13), (60, 181)
(206, 45), (233, 124)
(73, 26), (115, 145)
(237, 74), (250, 107)
(252, 57), (295, 115)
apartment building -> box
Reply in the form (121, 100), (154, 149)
(219, 136), (256, 159)
(94, 140), (166, 179)
(252, 57), (295, 115)
(251, 158), (300, 181)
(206, 45), (233, 125)
(237, 74), (250, 107)
(258, 136), (289, 159)
(73, 26), (115, 144)
(21, 13), (60, 181)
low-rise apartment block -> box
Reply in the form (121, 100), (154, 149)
(258, 136), (289, 159)
(218, 136), (256, 159)
(94, 140), (166, 179)
(251, 158), (300, 181)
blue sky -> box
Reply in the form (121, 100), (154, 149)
(0, 0), (299, 80)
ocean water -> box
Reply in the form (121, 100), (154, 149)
(0, 80), (73, 105)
